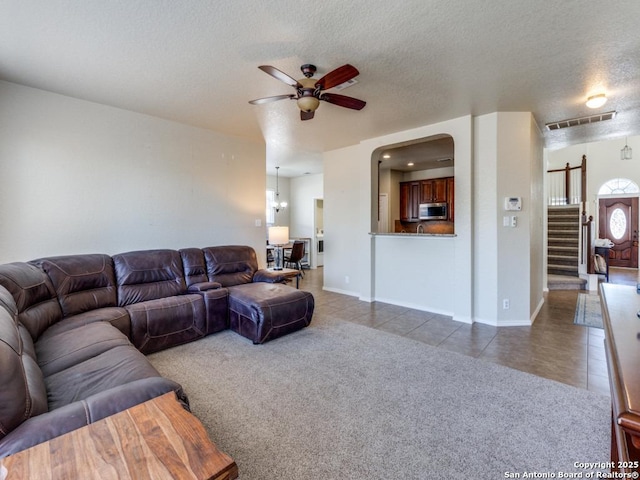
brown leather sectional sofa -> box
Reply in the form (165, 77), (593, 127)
(0, 245), (314, 457)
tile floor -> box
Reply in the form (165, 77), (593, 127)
(294, 266), (640, 397)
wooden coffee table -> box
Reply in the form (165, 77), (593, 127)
(3, 392), (238, 480)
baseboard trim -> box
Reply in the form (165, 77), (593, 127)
(373, 296), (454, 317)
(322, 286), (360, 297)
(530, 297), (545, 324)
(474, 317), (533, 327)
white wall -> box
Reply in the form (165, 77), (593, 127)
(402, 166), (455, 182)
(324, 116), (473, 320)
(373, 236), (455, 315)
(529, 115), (545, 320)
(289, 174), (322, 239)
(290, 173), (323, 267)
(324, 112), (544, 326)
(473, 114), (499, 324)
(547, 135), (640, 223)
(266, 174), (291, 228)
(474, 112), (544, 326)
(496, 113), (543, 324)
(378, 168), (400, 231)
(324, 144), (366, 297)
(0, 81), (267, 263)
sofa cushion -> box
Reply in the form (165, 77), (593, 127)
(36, 322), (132, 377)
(38, 307), (131, 342)
(113, 250), (187, 306)
(0, 285), (17, 316)
(179, 248), (209, 287)
(0, 377), (188, 458)
(44, 344), (164, 410)
(31, 254), (117, 318)
(0, 263), (62, 340)
(0, 286), (48, 440)
(203, 245), (258, 287)
(125, 294), (206, 354)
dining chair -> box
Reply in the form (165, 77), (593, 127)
(284, 240), (305, 277)
(266, 241), (274, 267)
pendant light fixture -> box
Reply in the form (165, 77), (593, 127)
(273, 166), (287, 213)
(621, 137), (633, 160)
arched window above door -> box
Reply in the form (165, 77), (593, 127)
(598, 178), (639, 195)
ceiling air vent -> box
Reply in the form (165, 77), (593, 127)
(545, 111), (617, 130)
(333, 78), (358, 91)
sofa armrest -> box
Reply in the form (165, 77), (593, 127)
(253, 269), (288, 283)
(0, 377), (188, 458)
(187, 281), (222, 292)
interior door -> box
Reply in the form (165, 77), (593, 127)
(598, 197), (639, 268)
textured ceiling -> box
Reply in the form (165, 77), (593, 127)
(2, 1), (640, 176)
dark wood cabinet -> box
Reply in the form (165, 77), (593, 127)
(420, 178), (448, 204)
(446, 176), (455, 222)
(400, 176), (453, 223)
(400, 181), (421, 221)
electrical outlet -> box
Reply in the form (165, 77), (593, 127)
(503, 299), (510, 309)
(345, 276), (350, 284)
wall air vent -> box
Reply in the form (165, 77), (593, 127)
(545, 111), (617, 131)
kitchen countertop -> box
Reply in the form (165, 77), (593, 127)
(369, 232), (456, 237)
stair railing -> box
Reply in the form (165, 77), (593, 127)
(546, 155), (586, 206)
(547, 155), (594, 274)
(582, 213), (594, 274)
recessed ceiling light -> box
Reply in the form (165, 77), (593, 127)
(586, 93), (607, 109)
(382, 154), (391, 159)
(407, 162), (414, 166)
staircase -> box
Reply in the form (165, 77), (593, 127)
(547, 205), (587, 290)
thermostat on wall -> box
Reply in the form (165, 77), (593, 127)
(504, 197), (522, 211)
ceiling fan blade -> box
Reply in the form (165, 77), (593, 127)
(258, 65), (301, 88)
(249, 94), (295, 105)
(320, 93), (366, 110)
(315, 64), (359, 90)
(301, 110), (315, 121)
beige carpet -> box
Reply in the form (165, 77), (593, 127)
(149, 315), (610, 479)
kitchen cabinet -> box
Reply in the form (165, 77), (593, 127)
(446, 176), (454, 222)
(400, 181), (421, 222)
(420, 178), (448, 204)
(399, 176), (454, 223)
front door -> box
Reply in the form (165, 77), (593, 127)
(598, 197), (639, 268)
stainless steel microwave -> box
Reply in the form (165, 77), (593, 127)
(419, 202), (447, 220)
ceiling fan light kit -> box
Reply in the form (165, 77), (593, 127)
(249, 63), (366, 120)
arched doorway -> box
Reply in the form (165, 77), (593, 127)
(597, 178), (639, 268)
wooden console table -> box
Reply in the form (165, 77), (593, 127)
(3, 392), (238, 480)
(600, 283), (640, 473)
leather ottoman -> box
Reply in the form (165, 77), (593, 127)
(227, 282), (314, 344)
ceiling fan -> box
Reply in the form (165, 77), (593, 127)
(249, 64), (366, 120)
